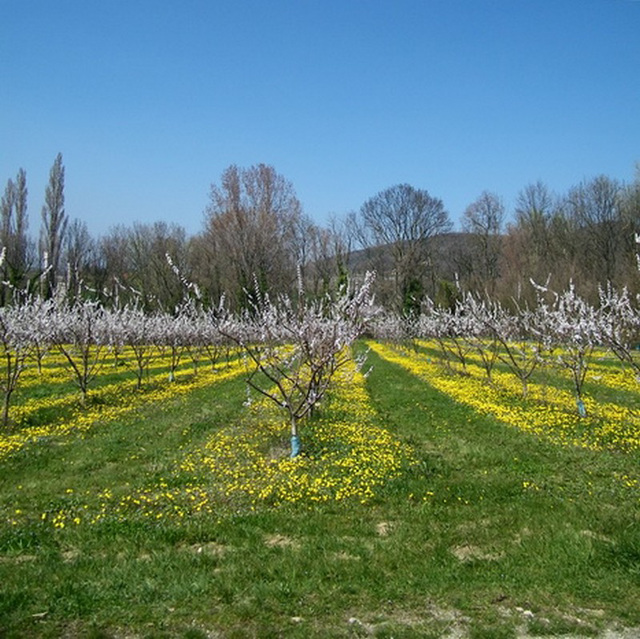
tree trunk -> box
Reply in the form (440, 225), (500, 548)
(2, 392), (11, 430)
(290, 416), (301, 458)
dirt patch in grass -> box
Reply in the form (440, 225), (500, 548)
(264, 533), (300, 549)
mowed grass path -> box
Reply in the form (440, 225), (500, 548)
(0, 343), (639, 637)
(364, 346), (640, 635)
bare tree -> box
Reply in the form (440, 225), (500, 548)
(565, 175), (625, 287)
(127, 221), (188, 310)
(621, 166), (640, 287)
(462, 191), (505, 295)
(95, 225), (133, 305)
(515, 182), (555, 259)
(63, 219), (95, 298)
(40, 153), (68, 298)
(355, 183), (451, 313)
(93, 222), (188, 310)
(301, 216), (353, 297)
(198, 164), (303, 308)
(492, 175), (632, 301)
(500, 182), (556, 297)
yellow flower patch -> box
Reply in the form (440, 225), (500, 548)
(0, 357), (246, 460)
(49, 358), (415, 526)
(370, 340), (640, 452)
(188, 363), (413, 505)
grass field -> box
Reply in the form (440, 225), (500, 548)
(0, 342), (639, 638)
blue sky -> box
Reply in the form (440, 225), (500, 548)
(1, 0), (639, 237)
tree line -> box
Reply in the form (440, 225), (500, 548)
(2, 154), (640, 311)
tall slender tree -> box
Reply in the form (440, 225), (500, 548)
(40, 153), (68, 298)
(0, 168), (31, 302)
(0, 179), (16, 301)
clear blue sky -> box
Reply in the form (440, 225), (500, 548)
(1, 0), (639, 237)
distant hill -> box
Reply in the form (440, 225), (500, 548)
(346, 232), (476, 281)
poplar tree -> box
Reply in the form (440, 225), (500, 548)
(0, 168), (30, 302)
(40, 153), (68, 298)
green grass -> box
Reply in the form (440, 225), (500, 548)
(0, 344), (639, 637)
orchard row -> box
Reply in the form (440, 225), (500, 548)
(3, 272), (640, 444)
